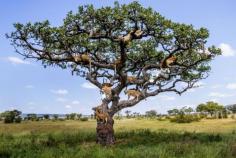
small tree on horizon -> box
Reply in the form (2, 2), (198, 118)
(145, 110), (157, 118)
(125, 110), (131, 118)
(7, 2), (221, 145)
(1, 109), (22, 123)
(196, 101), (224, 117)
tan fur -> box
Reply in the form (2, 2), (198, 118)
(73, 54), (90, 63)
(160, 56), (177, 68)
(124, 89), (142, 101)
(118, 29), (143, 45)
(95, 108), (109, 123)
(73, 53), (92, 72)
(101, 85), (112, 98)
(119, 30), (135, 45)
(127, 76), (137, 83)
(134, 29), (143, 38)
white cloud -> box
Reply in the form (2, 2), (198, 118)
(226, 83), (236, 90)
(56, 98), (67, 102)
(65, 105), (72, 109)
(51, 89), (68, 95)
(211, 84), (222, 89)
(81, 82), (97, 89)
(25, 85), (34, 89)
(209, 92), (234, 98)
(27, 102), (35, 105)
(159, 95), (175, 101)
(72, 100), (80, 105)
(7, 56), (30, 65)
(219, 43), (235, 57)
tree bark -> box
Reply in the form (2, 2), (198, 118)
(96, 114), (115, 145)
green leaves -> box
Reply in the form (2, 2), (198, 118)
(7, 1), (221, 95)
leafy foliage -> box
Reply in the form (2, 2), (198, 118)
(169, 107), (200, 123)
(0, 110), (22, 124)
(226, 104), (236, 114)
(196, 101), (224, 116)
(145, 110), (157, 118)
(7, 1), (221, 116)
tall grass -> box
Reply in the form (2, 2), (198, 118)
(0, 129), (235, 158)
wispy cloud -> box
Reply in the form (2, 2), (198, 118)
(65, 105), (72, 109)
(25, 85), (34, 89)
(56, 98), (67, 102)
(211, 84), (223, 89)
(209, 92), (234, 98)
(51, 89), (68, 95)
(72, 100), (80, 105)
(226, 83), (236, 90)
(27, 102), (35, 105)
(7, 56), (30, 65)
(81, 82), (97, 89)
(219, 43), (235, 57)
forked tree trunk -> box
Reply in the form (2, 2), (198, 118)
(96, 114), (115, 145)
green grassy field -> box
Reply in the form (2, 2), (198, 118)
(0, 118), (236, 158)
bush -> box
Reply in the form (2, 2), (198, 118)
(80, 117), (88, 121)
(199, 113), (207, 119)
(231, 114), (235, 119)
(52, 114), (59, 120)
(170, 114), (201, 123)
(15, 116), (22, 123)
(43, 114), (50, 120)
(1, 110), (22, 124)
(4, 115), (14, 123)
(157, 117), (166, 121)
(26, 114), (37, 121)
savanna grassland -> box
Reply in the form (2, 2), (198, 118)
(0, 118), (236, 158)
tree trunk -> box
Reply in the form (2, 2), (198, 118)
(96, 114), (115, 145)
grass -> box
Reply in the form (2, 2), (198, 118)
(1, 118), (236, 135)
(0, 118), (236, 158)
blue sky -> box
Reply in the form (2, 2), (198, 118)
(0, 0), (236, 114)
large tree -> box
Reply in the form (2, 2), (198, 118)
(7, 2), (221, 145)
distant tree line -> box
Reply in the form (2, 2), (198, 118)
(115, 101), (235, 123)
(0, 110), (90, 124)
(0, 101), (235, 124)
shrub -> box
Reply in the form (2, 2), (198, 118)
(52, 114), (59, 120)
(14, 116), (22, 123)
(26, 114), (37, 121)
(1, 110), (22, 124)
(43, 114), (50, 120)
(199, 113), (207, 119)
(231, 114), (235, 119)
(170, 114), (201, 123)
(80, 117), (88, 121)
(4, 115), (14, 123)
(157, 117), (166, 121)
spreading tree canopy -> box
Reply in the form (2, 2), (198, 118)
(7, 1), (221, 145)
(196, 101), (224, 116)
